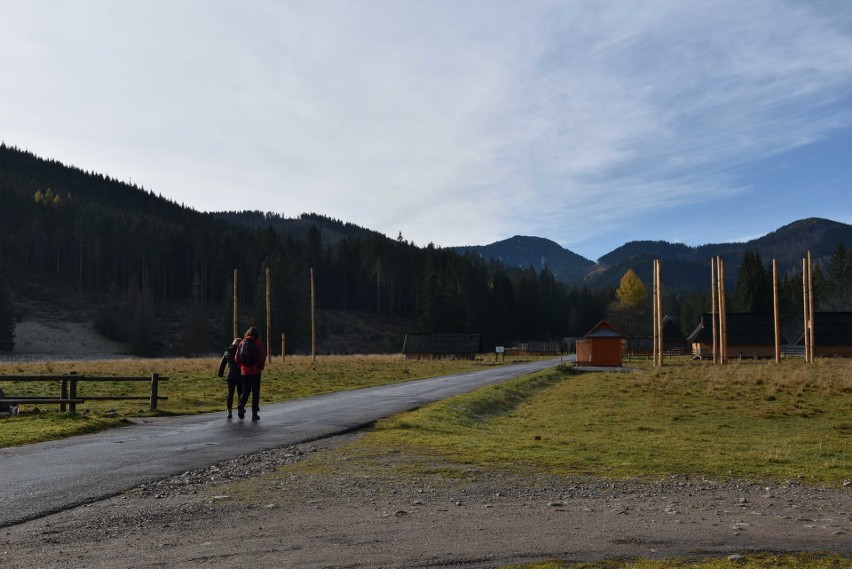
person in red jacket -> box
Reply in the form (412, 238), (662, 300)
(235, 326), (267, 421)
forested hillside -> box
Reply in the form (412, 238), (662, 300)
(0, 144), (611, 355)
(2, 144), (851, 357)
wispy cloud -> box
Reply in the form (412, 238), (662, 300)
(1, 1), (851, 255)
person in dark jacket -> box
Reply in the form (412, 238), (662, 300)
(217, 338), (244, 418)
(235, 326), (267, 421)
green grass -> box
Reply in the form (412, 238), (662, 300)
(357, 358), (851, 484)
(0, 355), (517, 447)
(506, 552), (851, 568)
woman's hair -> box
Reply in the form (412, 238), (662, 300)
(245, 326), (260, 338)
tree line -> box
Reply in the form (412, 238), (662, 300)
(0, 145), (611, 354)
(609, 247), (852, 342)
(2, 144), (850, 355)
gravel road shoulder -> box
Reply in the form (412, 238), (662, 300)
(1, 432), (849, 569)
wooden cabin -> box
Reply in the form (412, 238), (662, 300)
(625, 316), (689, 356)
(795, 312), (852, 357)
(576, 321), (623, 367)
(687, 313), (785, 359)
(402, 333), (481, 360)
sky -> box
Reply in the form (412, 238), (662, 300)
(2, 1), (851, 261)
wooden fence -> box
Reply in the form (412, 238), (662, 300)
(0, 373), (168, 412)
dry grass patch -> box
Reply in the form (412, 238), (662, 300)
(355, 358), (851, 484)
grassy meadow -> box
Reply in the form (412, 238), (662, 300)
(2, 355), (850, 486)
(345, 357), (851, 485)
(0, 355), (503, 447)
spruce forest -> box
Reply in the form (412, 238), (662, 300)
(1, 144), (851, 356)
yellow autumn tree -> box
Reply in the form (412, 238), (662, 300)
(616, 269), (648, 308)
(607, 268), (651, 338)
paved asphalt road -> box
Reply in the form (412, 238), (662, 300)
(0, 357), (566, 528)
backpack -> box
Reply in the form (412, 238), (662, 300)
(238, 338), (258, 366)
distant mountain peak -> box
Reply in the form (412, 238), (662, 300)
(456, 235), (594, 282)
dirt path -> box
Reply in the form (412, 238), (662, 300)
(1, 433), (849, 568)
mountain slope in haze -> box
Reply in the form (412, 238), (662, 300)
(456, 236), (595, 283)
(587, 218), (852, 291)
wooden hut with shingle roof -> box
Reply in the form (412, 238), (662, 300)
(626, 315), (689, 356)
(794, 312), (852, 358)
(687, 313), (785, 359)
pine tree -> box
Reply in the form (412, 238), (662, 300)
(733, 251), (772, 313)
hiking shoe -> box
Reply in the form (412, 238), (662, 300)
(251, 413), (260, 421)
(237, 407), (245, 419)
(227, 410), (233, 419)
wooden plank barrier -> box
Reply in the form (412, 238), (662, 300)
(0, 374), (169, 412)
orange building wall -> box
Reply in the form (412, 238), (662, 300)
(576, 337), (622, 366)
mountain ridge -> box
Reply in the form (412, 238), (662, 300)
(3, 143), (850, 294)
(460, 218), (852, 291)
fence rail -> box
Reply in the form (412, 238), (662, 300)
(0, 374), (168, 412)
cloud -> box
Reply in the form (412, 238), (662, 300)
(1, 1), (851, 254)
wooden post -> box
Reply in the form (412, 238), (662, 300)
(718, 257), (728, 364)
(69, 374), (78, 414)
(652, 259), (663, 367)
(61, 376), (69, 413)
(266, 268), (271, 363)
(711, 258), (718, 364)
(311, 267), (317, 363)
(651, 259), (660, 367)
(233, 269), (239, 340)
(802, 257), (810, 363)
(150, 373), (159, 411)
(657, 259), (663, 367)
(807, 251), (815, 363)
(772, 259), (781, 363)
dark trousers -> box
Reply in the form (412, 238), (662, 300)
(226, 378), (243, 410)
(238, 374), (261, 413)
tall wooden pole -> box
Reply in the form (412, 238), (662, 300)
(311, 267), (317, 363)
(802, 258), (810, 363)
(265, 267), (271, 363)
(808, 251), (815, 363)
(281, 333), (286, 363)
(772, 259), (781, 363)
(655, 260), (663, 367)
(651, 259), (660, 367)
(711, 258), (718, 364)
(718, 257), (728, 364)
(232, 269), (239, 339)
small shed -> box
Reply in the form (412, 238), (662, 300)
(402, 333), (481, 360)
(576, 320), (623, 367)
(687, 313), (785, 359)
(795, 312), (852, 357)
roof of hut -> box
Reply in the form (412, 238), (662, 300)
(794, 312), (852, 346)
(661, 315), (687, 344)
(583, 320), (623, 338)
(687, 313), (786, 345)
